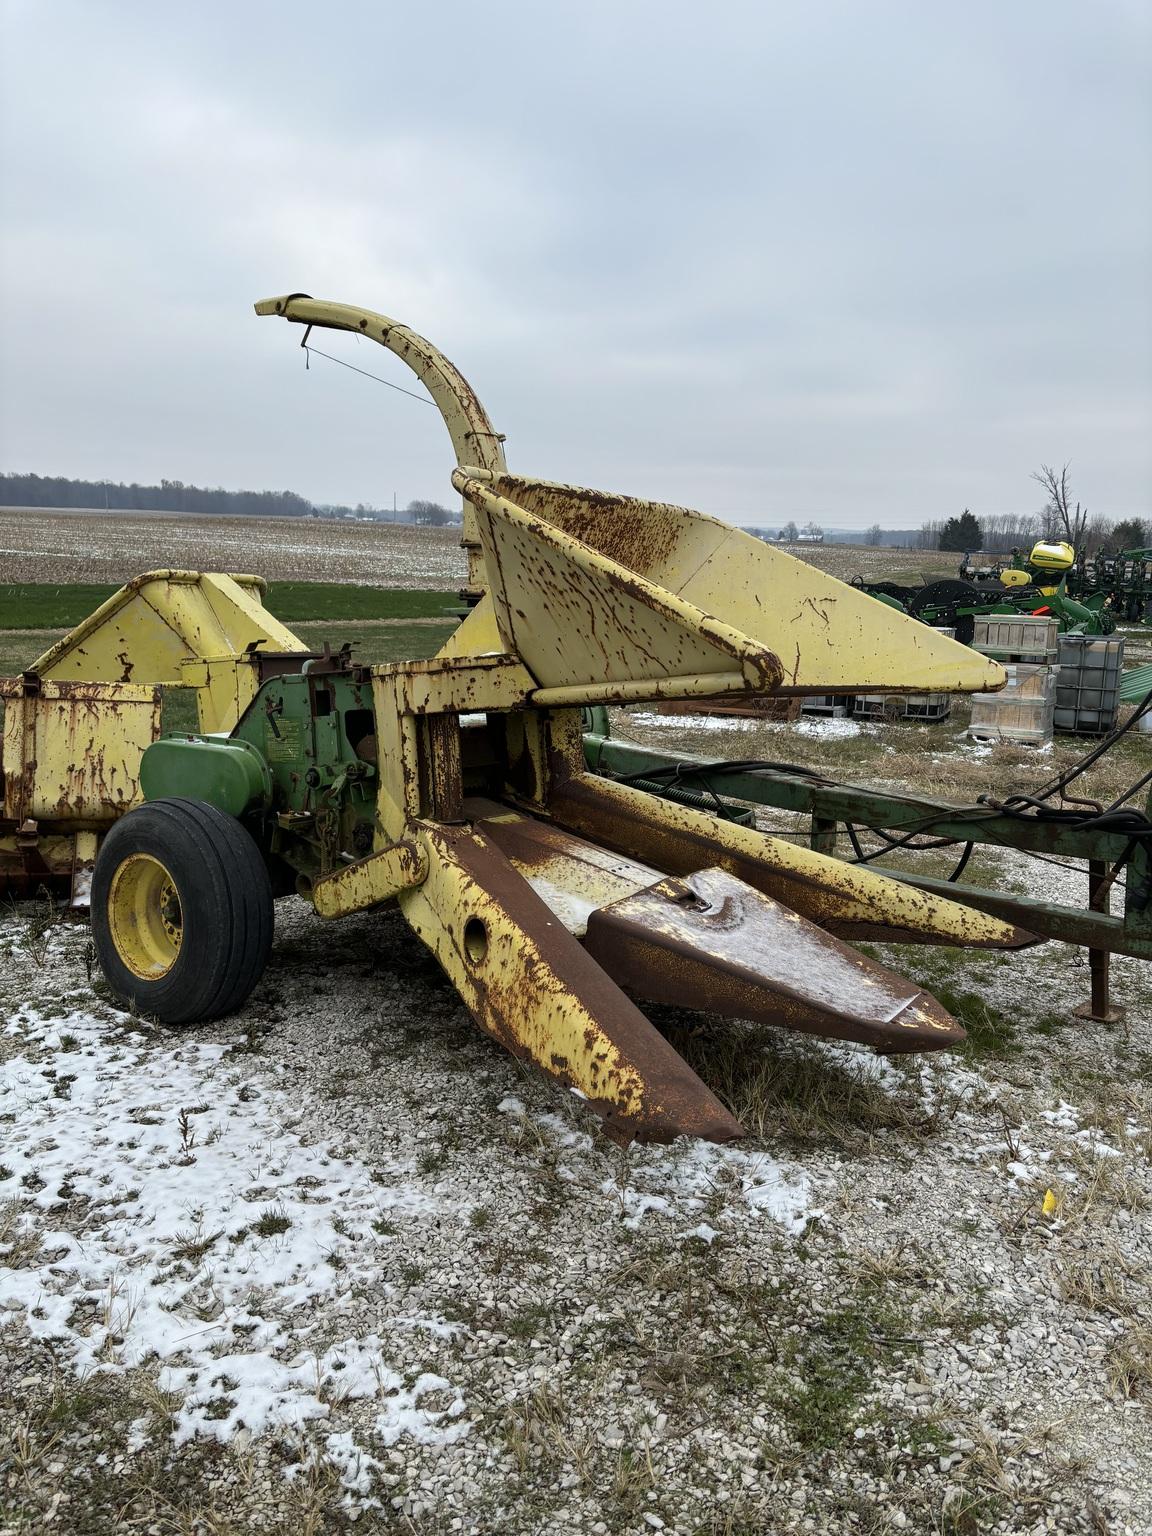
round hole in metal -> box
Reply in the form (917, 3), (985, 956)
(464, 917), (488, 964)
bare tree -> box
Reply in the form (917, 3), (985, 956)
(407, 498), (453, 527)
(1083, 514), (1114, 555)
(865, 523), (883, 546)
(1031, 463), (1088, 549)
(979, 512), (1040, 553)
(779, 519), (798, 541)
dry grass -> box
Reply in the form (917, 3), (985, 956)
(1058, 1247), (1149, 1317)
(0, 1362), (346, 1535)
(655, 1017), (941, 1150)
(617, 700), (1149, 811)
(1106, 1323), (1152, 1400)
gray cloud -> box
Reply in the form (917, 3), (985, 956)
(1, 0), (1148, 527)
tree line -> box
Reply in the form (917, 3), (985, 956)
(0, 472), (457, 526)
(913, 466), (1147, 554)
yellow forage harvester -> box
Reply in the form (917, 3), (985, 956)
(0, 294), (1035, 1144)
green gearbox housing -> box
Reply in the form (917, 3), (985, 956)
(140, 658), (381, 886)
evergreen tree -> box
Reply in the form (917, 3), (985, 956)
(1110, 517), (1148, 551)
(940, 509), (982, 551)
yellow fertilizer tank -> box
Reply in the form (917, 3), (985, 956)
(1029, 541), (1075, 573)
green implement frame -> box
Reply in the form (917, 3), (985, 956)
(584, 725), (1151, 1022)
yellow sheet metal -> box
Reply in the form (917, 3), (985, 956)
(454, 472), (1006, 696)
(1, 678), (161, 826)
(398, 820), (742, 1142)
(27, 569), (309, 734)
(454, 472), (784, 696)
(312, 839), (428, 918)
(550, 772), (1035, 950)
(31, 570), (306, 685)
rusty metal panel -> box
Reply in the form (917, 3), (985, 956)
(398, 821), (743, 1144)
(472, 801), (661, 931)
(0, 829), (93, 898)
(378, 654), (536, 714)
(454, 471), (784, 696)
(549, 772), (1036, 950)
(312, 839), (427, 918)
(30, 571), (307, 736)
(460, 471), (1007, 697)
(475, 807), (962, 1051)
(423, 714), (464, 822)
(1, 677), (161, 826)
(369, 672), (428, 840)
(584, 867), (963, 1053)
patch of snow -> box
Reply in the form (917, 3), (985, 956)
(1041, 1100), (1080, 1132)
(628, 712), (759, 731)
(626, 712), (863, 740)
(682, 1222), (721, 1244)
(793, 717), (862, 739)
(608, 1138), (815, 1235)
(0, 1003), (469, 1489)
(501, 1101), (813, 1234)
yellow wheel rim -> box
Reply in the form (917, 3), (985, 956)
(107, 853), (183, 979)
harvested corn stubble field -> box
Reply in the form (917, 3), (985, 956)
(0, 507), (467, 587)
(0, 507), (961, 589)
(2, 528), (1151, 1536)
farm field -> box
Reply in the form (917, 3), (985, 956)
(0, 507), (467, 587)
(0, 505), (964, 590)
(786, 542), (959, 585)
(2, 517), (1151, 1535)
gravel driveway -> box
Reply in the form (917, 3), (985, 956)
(1, 842), (1149, 1535)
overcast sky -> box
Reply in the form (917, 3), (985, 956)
(1, 0), (1149, 528)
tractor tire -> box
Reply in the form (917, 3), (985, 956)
(92, 798), (273, 1025)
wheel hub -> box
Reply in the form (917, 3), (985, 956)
(107, 853), (184, 979)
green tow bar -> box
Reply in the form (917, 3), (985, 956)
(582, 731), (1152, 1020)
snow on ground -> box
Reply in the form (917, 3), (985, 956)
(498, 1097), (815, 1236)
(628, 712), (863, 740)
(2, 823), (1150, 1532)
(0, 998), (469, 1482)
(0, 978), (815, 1508)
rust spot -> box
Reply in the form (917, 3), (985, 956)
(494, 476), (685, 575)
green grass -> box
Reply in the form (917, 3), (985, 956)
(0, 632), (40, 676)
(289, 619), (457, 665)
(0, 581), (459, 629)
(267, 583), (459, 621)
(0, 583), (121, 628)
(0, 620), (456, 682)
